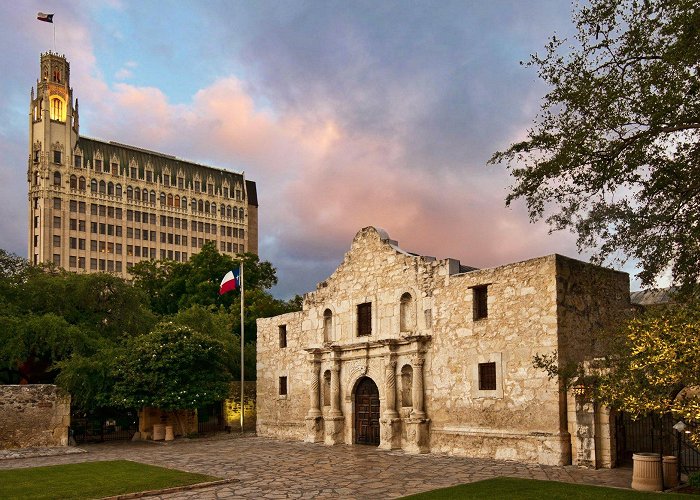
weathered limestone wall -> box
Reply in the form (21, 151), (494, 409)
(429, 256), (567, 465)
(257, 311), (307, 440)
(0, 385), (70, 449)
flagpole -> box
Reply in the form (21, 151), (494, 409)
(239, 261), (244, 432)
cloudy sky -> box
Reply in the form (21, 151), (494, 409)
(1, 1), (636, 298)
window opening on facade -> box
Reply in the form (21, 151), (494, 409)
(323, 309), (332, 342)
(357, 302), (372, 336)
(473, 285), (488, 320)
(279, 325), (287, 348)
(279, 376), (288, 396)
(478, 362), (497, 391)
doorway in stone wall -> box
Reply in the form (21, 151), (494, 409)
(354, 377), (380, 445)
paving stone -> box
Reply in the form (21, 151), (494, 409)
(0, 435), (633, 499)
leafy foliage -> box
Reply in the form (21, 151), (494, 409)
(490, 0), (700, 289)
(110, 324), (233, 410)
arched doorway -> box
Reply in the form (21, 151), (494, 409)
(355, 377), (380, 445)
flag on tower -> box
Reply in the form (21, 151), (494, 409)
(37, 12), (54, 23)
(219, 268), (240, 295)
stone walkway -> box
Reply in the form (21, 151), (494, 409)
(0, 435), (633, 499)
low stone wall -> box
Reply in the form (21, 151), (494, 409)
(224, 381), (256, 431)
(0, 384), (70, 450)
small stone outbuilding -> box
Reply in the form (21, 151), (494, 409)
(256, 227), (630, 466)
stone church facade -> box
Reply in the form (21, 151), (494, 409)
(257, 227), (630, 466)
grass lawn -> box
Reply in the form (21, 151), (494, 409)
(0, 460), (220, 500)
(400, 477), (690, 499)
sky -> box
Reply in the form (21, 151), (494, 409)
(0, 0), (640, 298)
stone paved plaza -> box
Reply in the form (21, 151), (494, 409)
(0, 435), (633, 499)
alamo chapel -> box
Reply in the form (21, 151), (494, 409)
(257, 226), (631, 467)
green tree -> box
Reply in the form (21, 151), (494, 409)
(109, 323), (233, 411)
(490, 0), (700, 289)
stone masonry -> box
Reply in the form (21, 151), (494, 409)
(0, 384), (70, 449)
(256, 227), (630, 466)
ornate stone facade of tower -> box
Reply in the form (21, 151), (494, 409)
(28, 52), (79, 265)
(27, 52), (259, 273)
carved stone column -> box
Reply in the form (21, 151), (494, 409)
(406, 353), (430, 454)
(324, 355), (344, 445)
(379, 355), (401, 450)
(305, 355), (323, 443)
(329, 362), (342, 418)
(410, 357), (426, 419)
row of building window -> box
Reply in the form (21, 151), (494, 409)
(48, 230), (244, 253)
(70, 156), (244, 199)
(276, 286), (489, 348)
(276, 362), (497, 397)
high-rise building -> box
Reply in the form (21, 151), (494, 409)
(28, 52), (258, 275)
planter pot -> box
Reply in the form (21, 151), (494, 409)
(152, 423), (165, 441)
(631, 452), (663, 491)
(663, 455), (678, 488)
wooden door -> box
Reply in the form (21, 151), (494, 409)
(355, 377), (380, 445)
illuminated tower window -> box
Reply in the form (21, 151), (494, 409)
(50, 97), (65, 122)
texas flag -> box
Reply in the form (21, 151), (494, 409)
(219, 269), (240, 295)
(37, 12), (54, 23)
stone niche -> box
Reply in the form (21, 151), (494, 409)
(0, 384), (71, 450)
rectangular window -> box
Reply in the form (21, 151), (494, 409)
(53, 150), (62, 164)
(127, 210), (133, 222)
(116, 261), (122, 272)
(79, 220), (86, 232)
(78, 257), (85, 269)
(53, 197), (62, 209)
(90, 258), (97, 270)
(53, 216), (61, 229)
(146, 171), (152, 182)
(69, 218), (77, 230)
(111, 163), (118, 175)
(91, 204), (98, 215)
(473, 285), (488, 320)
(182, 236), (188, 246)
(90, 240), (98, 251)
(357, 302), (372, 336)
(70, 200), (77, 212)
(178, 177), (184, 189)
(69, 255), (77, 268)
(53, 254), (61, 266)
(279, 376), (288, 396)
(478, 362), (497, 391)
(115, 208), (122, 220)
(79, 202), (86, 214)
(78, 238), (85, 250)
(99, 205), (106, 217)
(130, 167), (137, 179)
(69, 237), (77, 249)
(74, 155), (82, 168)
(163, 176), (170, 187)
(108, 206), (114, 218)
(279, 325), (287, 348)
(53, 235), (61, 247)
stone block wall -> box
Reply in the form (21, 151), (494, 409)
(224, 381), (256, 431)
(0, 384), (70, 449)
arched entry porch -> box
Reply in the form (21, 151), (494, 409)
(355, 377), (380, 445)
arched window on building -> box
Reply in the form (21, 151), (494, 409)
(50, 97), (64, 122)
(226, 205), (232, 218)
(79, 176), (86, 190)
(91, 179), (97, 193)
(53, 171), (61, 186)
(134, 187), (141, 201)
(127, 186), (133, 200)
(160, 192), (166, 206)
(323, 309), (333, 342)
(175, 195), (180, 208)
(167, 193), (173, 207)
(401, 365), (413, 408)
(400, 292), (415, 332)
(204, 201), (209, 214)
(191, 198), (197, 211)
(239, 207), (245, 219)
(115, 184), (122, 198)
(181, 196), (187, 210)
(99, 180), (106, 194)
(323, 370), (332, 407)
(211, 203), (216, 216)
(220, 205), (226, 217)
(107, 182), (114, 196)
(198, 200), (203, 212)
(69, 175), (77, 190)
(149, 190), (156, 204)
